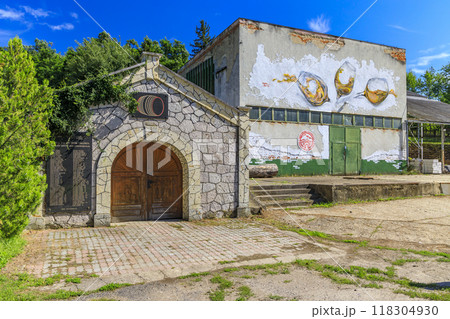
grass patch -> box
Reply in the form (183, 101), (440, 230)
(209, 290), (226, 301)
(65, 277), (81, 284)
(0, 236), (26, 270)
(269, 294), (284, 300)
(321, 271), (355, 285)
(393, 289), (450, 301)
(223, 268), (239, 273)
(391, 258), (421, 266)
(210, 275), (233, 290)
(265, 269), (278, 275)
(178, 272), (210, 279)
(437, 257), (450, 262)
(218, 260), (236, 265)
(96, 283), (130, 292)
(209, 275), (234, 301)
(236, 285), (253, 301)
(0, 271), (130, 301)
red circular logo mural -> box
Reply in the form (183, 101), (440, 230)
(298, 131), (315, 151)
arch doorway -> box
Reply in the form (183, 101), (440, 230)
(111, 142), (183, 222)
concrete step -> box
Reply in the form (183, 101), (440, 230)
(251, 188), (311, 196)
(263, 199), (314, 208)
(270, 205), (311, 210)
(250, 183), (310, 191)
(255, 193), (314, 202)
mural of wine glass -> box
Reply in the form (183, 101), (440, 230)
(334, 62), (356, 97)
(355, 78), (397, 105)
(298, 72), (330, 106)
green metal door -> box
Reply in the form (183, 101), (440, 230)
(344, 127), (361, 175)
(330, 126), (361, 175)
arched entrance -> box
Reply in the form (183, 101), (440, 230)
(111, 142), (183, 222)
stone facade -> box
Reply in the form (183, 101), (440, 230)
(33, 53), (250, 229)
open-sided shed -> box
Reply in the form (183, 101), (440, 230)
(407, 90), (450, 172)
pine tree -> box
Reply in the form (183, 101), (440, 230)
(0, 38), (55, 238)
(190, 20), (214, 57)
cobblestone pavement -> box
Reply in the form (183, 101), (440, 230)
(4, 220), (332, 281)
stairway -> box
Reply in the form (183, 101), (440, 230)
(250, 183), (322, 210)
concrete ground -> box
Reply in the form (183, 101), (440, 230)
(3, 196), (449, 300)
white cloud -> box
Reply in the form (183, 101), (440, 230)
(419, 47), (435, 54)
(21, 6), (51, 19)
(307, 15), (330, 33)
(416, 52), (450, 66)
(0, 7), (24, 20)
(70, 12), (78, 19)
(47, 23), (74, 31)
(411, 68), (426, 74)
(388, 24), (415, 33)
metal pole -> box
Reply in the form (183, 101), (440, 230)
(405, 120), (409, 167)
(420, 123), (424, 173)
(442, 125), (446, 174)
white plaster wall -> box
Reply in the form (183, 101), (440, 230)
(249, 122), (329, 161)
(361, 128), (404, 162)
(239, 21), (407, 119)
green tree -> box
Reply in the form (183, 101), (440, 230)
(140, 37), (189, 71)
(438, 62), (450, 104)
(0, 38), (55, 238)
(406, 70), (421, 93)
(159, 38), (189, 71)
(63, 32), (136, 85)
(190, 20), (214, 57)
(26, 39), (65, 88)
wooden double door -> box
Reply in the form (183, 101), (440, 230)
(111, 142), (182, 222)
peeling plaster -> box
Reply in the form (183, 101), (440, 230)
(363, 148), (402, 163)
(249, 125), (329, 161)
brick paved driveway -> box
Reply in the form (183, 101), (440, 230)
(4, 220), (331, 282)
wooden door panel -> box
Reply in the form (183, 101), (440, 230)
(111, 175), (144, 222)
(112, 142), (183, 222)
(148, 175), (182, 220)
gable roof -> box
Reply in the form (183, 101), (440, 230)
(111, 52), (240, 126)
(407, 90), (450, 124)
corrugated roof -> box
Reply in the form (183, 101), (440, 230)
(407, 90), (450, 124)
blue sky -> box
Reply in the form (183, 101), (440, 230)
(1, 0), (449, 74)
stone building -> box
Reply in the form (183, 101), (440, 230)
(33, 53), (250, 229)
(179, 18), (408, 175)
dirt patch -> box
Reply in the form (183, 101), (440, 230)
(274, 197), (450, 251)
